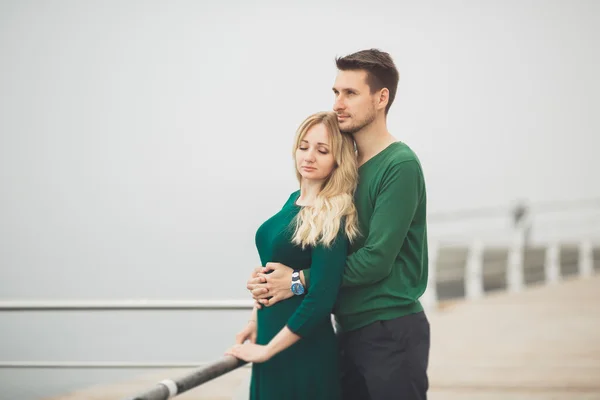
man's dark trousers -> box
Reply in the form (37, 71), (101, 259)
(339, 311), (430, 400)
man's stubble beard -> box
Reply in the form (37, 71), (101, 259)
(339, 107), (377, 135)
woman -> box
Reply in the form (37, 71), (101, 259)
(225, 111), (359, 399)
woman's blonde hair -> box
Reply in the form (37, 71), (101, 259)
(291, 111), (360, 248)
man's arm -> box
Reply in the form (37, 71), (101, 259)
(341, 160), (423, 287)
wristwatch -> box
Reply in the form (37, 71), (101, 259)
(291, 269), (305, 295)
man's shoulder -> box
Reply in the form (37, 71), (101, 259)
(378, 143), (426, 193)
(358, 142), (423, 188)
(389, 141), (420, 163)
(381, 142), (422, 173)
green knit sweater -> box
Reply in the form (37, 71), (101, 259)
(306, 141), (428, 332)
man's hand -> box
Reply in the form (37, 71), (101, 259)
(246, 266), (267, 292)
(246, 267), (268, 308)
(235, 320), (257, 344)
(246, 262), (295, 307)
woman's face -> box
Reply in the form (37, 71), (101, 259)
(295, 123), (336, 182)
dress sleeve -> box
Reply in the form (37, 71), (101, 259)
(286, 228), (348, 337)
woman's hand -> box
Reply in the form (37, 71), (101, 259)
(246, 262), (296, 307)
(225, 343), (272, 363)
(235, 320), (257, 344)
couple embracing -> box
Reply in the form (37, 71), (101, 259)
(225, 48), (430, 400)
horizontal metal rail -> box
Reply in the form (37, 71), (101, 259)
(428, 196), (600, 222)
(123, 356), (247, 400)
(0, 299), (254, 311)
(0, 361), (246, 369)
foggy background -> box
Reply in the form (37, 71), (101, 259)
(1, 0), (599, 399)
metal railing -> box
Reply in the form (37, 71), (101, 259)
(0, 300), (254, 373)
(0, 299), (254, 311)
(123, 357), (247, 400)
(0, 361), (212, 368)
(427, 196), (600, 223)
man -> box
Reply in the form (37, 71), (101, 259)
(247, 49), (430, 400)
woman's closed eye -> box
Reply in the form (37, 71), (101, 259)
(298, 146), (329, 154)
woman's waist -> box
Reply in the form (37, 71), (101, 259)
(256, 300), (335, 340)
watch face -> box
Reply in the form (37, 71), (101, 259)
(291, 282), (305, 295)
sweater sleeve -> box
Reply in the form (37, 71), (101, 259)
(342, 160), (423, 287)
(286, 229), (348, 337)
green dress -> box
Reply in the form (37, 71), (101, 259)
(250, 191), (348, 400)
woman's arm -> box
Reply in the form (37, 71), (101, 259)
(227, 325), (300, 363)
(228, 229), (348, 362)
(233, 306), (258, 344)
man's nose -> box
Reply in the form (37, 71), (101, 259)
(333, 96), (345, 112)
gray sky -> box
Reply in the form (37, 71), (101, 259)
(0, 6), (599, 396)
(1, 0), (599, 299)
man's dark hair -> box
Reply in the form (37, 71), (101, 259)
(336, 49), (399, 115)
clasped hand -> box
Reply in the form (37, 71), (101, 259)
(245, 262), (294, 308)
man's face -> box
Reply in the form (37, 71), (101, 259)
(332, 69), (378, 134)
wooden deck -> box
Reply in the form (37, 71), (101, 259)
(428, 275), (600, 399)
(46, 275), (600, 400)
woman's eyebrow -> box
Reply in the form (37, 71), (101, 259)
(301, 140), (330, 147)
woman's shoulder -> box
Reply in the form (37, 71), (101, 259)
(282, 190), (301, 208)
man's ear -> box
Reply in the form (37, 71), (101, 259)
(377, 88), (389, 111)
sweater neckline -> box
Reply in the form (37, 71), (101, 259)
(358, 141), (402, 170)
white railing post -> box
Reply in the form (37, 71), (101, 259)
(544, 242), (561, 284)
(465, 240), (484, 300)
(507, 224), (525, 293)
(421, 241), (438, 312)
(579, 240), (594, 277)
